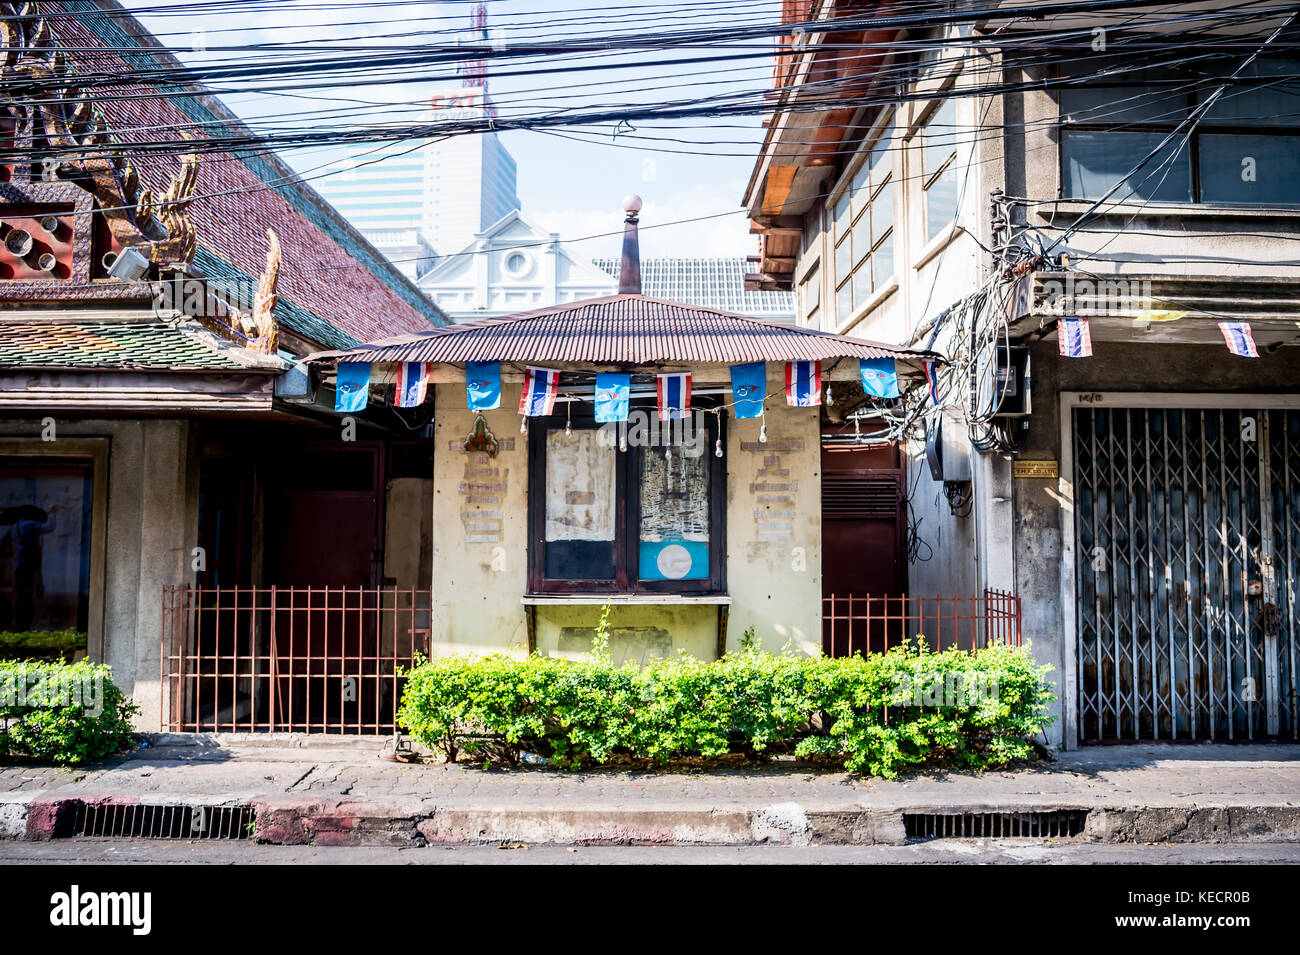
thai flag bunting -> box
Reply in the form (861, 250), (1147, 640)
(922, 359), (940, 406)
(518, 366), (561, 417)
(394, 362), (430, 408)
(1219, 321), (1259, 358)
(656, 373), (692, 421)
(466, 360), (501, 411)
(785, 360), (822, 407)
(334, 362), (370, 413)
(1058, 317), (1093, 358)
(594, 373), (631, 423)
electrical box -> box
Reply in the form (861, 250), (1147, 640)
(925, 410), (973, 483)
(973, 344), (1032, 418)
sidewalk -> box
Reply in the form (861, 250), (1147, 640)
(2, 736), (1298, 846)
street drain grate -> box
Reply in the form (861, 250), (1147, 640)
(904, 810), (1087, 841)
(72, 803), (254, 840)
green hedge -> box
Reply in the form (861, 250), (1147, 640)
(398, 640), (1055, 777)
(0, 659), (139, 765)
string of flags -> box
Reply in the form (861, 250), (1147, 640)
(1055, 316), (1260, 359)
(335, 357), (918, 416)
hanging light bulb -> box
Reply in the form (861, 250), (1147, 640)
(826, 386), (834, 405)
(564, 397), (573, 436)
(520, 416), (528, 435)
(759, 413), (767, 443)
(619, 427), (627, 452)
(714, 437), (723, 458)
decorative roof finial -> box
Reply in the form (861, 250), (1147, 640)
(618, 194), (642, 295)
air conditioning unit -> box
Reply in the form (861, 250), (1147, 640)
(273, 352), (315, 401)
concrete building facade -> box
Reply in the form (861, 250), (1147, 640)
(744, 3), (1300, 747)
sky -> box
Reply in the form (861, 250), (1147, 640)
(118, 0), (781, 260)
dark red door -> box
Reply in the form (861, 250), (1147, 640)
(264, 443), (385, 730)
(820, 441), (906, 657)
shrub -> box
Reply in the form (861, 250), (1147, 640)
(398, 639), (1055, 777)
(0, 659), (139, 765)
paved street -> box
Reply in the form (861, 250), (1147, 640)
(3, 837), (1300, 865)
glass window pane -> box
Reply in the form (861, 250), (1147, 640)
(1200, 57), (1300, 127)
(836, 282), (851, 323)
(851, 211), (870, 265)
(1060, 84), (1188, 124)
(0, 461), (92, 658)
(834, 193), (850, 237)
(638, 445), (709, 581)
(545, 429), (616, 579)
(1199, 133), (1300, 204)
(850, 162), (871, 218)
(852, 263), (871, 304)
(923, 99), (957, 181)
(1060, 129), (1192, 202)
(835, 235), (851, 285)
(925, 166), (959, 243)
(873, 232), (895, 287)
(872, 177), (894, 240)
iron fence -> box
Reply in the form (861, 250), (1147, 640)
(161, 586), (431, 733)
(821, 590), (1022, 658)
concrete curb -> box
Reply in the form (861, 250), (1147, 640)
(4, 793), (1299, 846)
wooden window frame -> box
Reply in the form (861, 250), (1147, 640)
(526, 404), (727, 596)
(0, 438), (108, 662)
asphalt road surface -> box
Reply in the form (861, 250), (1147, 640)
(2, 839), (1298, 864)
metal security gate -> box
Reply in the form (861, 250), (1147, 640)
(1072, 406), (1299, 742)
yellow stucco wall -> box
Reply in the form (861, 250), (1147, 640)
(723, 363), (822, 656)
(430, 366), (822, 662)
(431, 381), (531, 658)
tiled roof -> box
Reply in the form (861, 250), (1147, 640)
(46, 1), (447, 347)
(592, 257), (794, 317)
(0, 319), (266, 370)
(305, 294), (939, 366)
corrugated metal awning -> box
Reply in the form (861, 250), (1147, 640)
(304, 294), (941, 367)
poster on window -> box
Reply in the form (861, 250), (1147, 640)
(638, 449), (709, 581)
(545, 430), (615, 542)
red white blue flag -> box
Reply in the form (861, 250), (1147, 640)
(1058, 317), (1093, 358)
(1219, 321), (1258, 357)
(656, 373), (692, 421)
(518, 366), (561, 416)
(784, 360), (822, 407)
(922, 359), (940, 405)
(395, 361), (430, 408)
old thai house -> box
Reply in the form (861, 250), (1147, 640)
(302, 202), (1005, 690)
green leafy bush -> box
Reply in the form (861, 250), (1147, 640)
(398, 639), (1055, 777)
(0, 659), (139, 765)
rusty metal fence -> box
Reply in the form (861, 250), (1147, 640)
(161, 586), (432, 733)
(821, 589), (1022, 658)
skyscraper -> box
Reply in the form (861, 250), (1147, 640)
(312, 4), (520, 277)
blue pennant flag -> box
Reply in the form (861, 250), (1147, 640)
(730, 362), (766, 419)
(594, 373), (630, 422)
(859, 358), (899, 398)
(334, 362), (370, 413)
(466, 360), (501, 410)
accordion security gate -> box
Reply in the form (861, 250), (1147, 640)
(1072, 406), (1299, 742)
